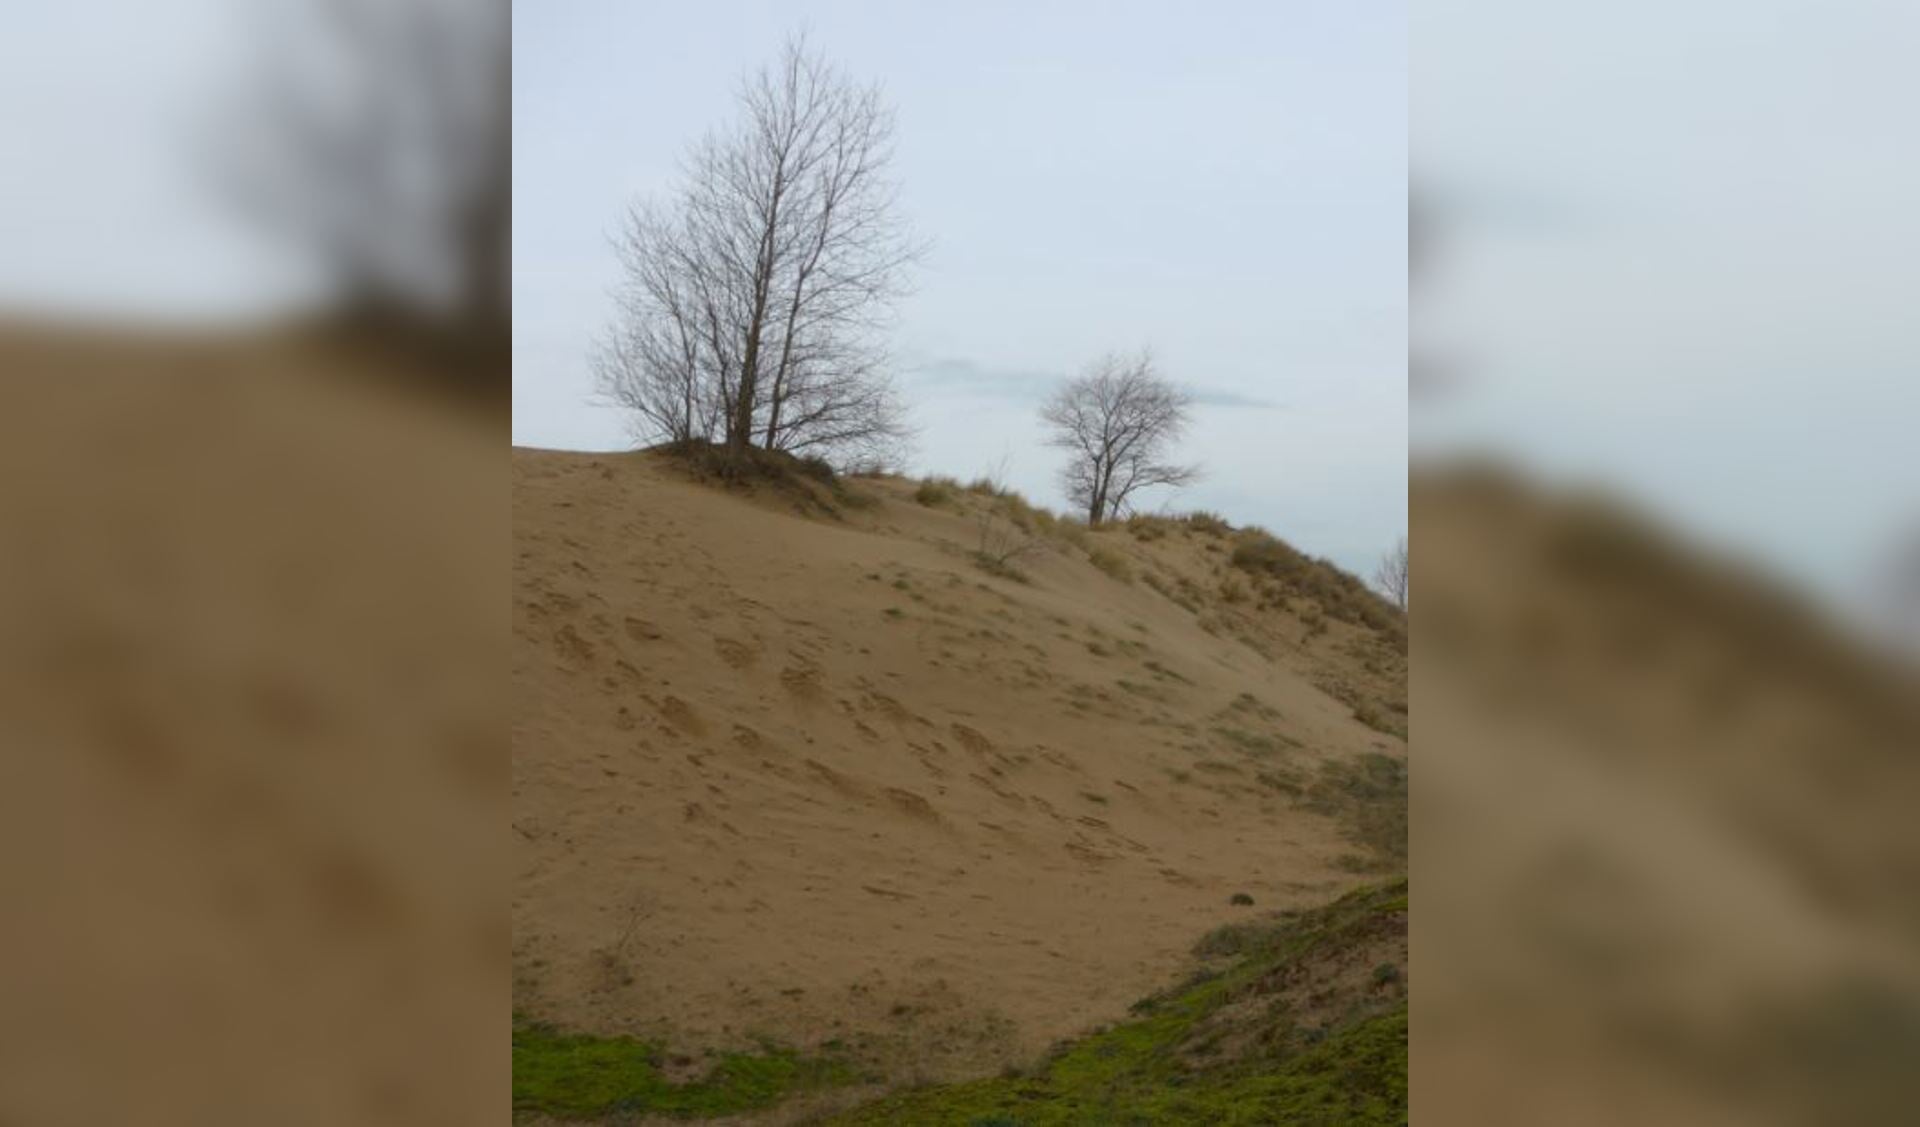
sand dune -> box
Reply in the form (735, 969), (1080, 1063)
(512, 448), (1405, 1087)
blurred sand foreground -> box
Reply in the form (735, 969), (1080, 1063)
(0, 328), (506, 1126)
(1413, 466), (1920, 1127)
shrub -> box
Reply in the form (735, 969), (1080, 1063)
(1184, 510), (1233, 536)
(1305, 753), (1407, 868)
(973, 509), (1038, 583)
(1229, 528), (1401, 640)
(915, 478), (958, 506)
(659, 440), (880, 514)
(992, 493), (1041, 532)
(1088, 545), (1133, 582)
(796, 454), (837, 484)
(1126, 515), (1170, 541)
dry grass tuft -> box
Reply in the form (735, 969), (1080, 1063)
(1088, 544), (1134, 582)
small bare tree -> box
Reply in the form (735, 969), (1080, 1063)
(1040, 350), (1200, 525)
(1375, 536), (1409, 611)
(973, 507), (1041, 581)
(596, 34), (919, 470)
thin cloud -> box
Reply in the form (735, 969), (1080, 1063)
(905, 357), (1280, 410)
(1189, 387), (1282, 409)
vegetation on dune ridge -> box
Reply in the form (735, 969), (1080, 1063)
(641, 439), (879, 517)
(903, 473), (1400, 641)
(1227, 531), (1402, 637)
(825, 879), (1408, 1126)
(620, 440), (1402, 657)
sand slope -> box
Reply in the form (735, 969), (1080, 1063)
(512, 449), (1404, 1082)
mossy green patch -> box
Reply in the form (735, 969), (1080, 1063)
(511, 1020), (859, 1121)
(828, 881), (1408, 1126)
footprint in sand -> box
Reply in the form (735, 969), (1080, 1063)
(553, 624), (595, 666)
(713, 637), (758, 669)
(883, 787), (940, 822)
(1064, 839), (1117, 866)
(656, 695), (704, 736)
(804, 758), (863, 797)
(950, 723), (994, 757)
(781, 663), (825, 702)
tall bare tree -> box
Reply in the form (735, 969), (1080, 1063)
(1375, 535), (1409, 610)
(1040, 350), (1200, 525)
(229, 0), (509, 355)
(596, 34), (918, 470)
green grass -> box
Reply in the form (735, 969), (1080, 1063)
(826, 881), (1408, 1126)
(511, 1020), (859, 1121)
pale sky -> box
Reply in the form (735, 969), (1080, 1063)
(6, 2), (1913, 608)
(1412, 0), (1920, 607)
(512, 0), (1408, 579)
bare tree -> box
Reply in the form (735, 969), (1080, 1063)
(1375, 536), (1409, 610)
(1040, 350), (1200, 525)
(596, 34), (919, 470)
(227, 0), (509, 354)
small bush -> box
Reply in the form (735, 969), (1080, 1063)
(992, 493), (1041, 532)
(1230, 892), (1256, 906)
(1230, 528), (1402, 641)
(1053, 519), (1091, 551)
(973, 509), (1039, 583)
(1126, 515), (1171, 541)
(915, 478), (958, 506)
(1305, 753), (1407, 868)
(665, 439), (836, 485)
(796, 454), (837, 484)
(1300, 604), (1328, 640)
(1088, 545), (1133, 582)
(1184, 510), (1233, 536)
